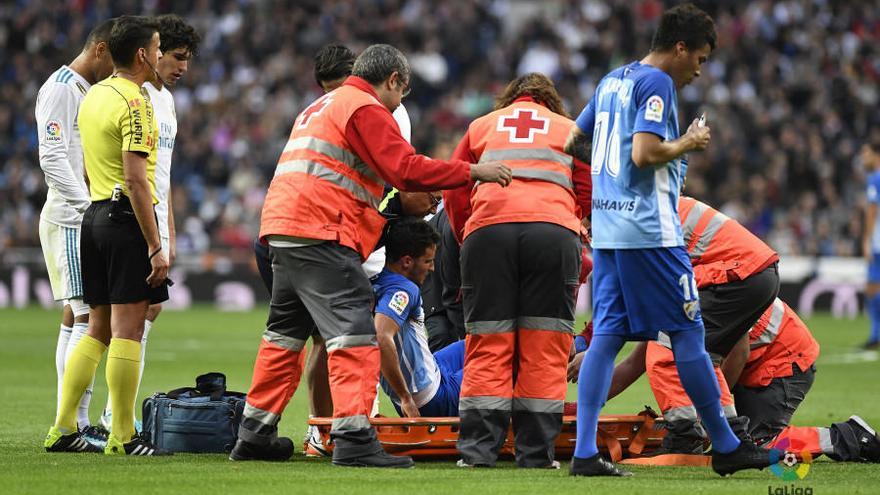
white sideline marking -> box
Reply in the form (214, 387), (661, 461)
(821, 350), (879, 365)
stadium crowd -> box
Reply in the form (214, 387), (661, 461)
(1, 0), (878, 256)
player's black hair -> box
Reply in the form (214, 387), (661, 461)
(108, 15), (159, 68)
(314, 44), (356, 86)
(85, 18), (116, 47)
(651, 3), (716, 52)
(155, 14), (200, 57)
(385, 217), (440, 263)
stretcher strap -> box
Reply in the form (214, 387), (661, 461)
(597, 428), (623, 463)
(628, 414), (655, 455)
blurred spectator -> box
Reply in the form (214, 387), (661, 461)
(1, 0), (877, 256)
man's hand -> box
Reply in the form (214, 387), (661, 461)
(684, 115), (711, 151)
(146, 247), (169, 288)
(169, 240), (177, 267)
(568, 351), (585, 382)
(400, 395), (420, 418)
(470, 161), (512, 187)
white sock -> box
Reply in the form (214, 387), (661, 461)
(55, 324), (73, 414)
(370, 383), (381, 417)
(65, 322), (94, 429)
(135, 319), (152, 415)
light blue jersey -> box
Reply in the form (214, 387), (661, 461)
(576, 61), (684, 249)
(868, 171), (880, 253)
(372, 268), (441, 408)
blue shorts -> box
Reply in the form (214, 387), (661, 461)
(869, 253), (880, 283)
(392, 340), (464, 417)
(419, 340), (464, 417)
(592, 247), (704, 340)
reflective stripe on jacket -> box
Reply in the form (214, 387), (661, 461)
(679, 196), (779, 288)
(260, 85), (387, 260)
(461, 101), (582, 239)
(738, 298), (820, 388)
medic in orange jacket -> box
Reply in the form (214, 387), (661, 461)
(444, 74), (591, 468)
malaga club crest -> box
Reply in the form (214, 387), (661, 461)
(683, 300), (700, 321)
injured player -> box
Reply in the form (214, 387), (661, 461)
(373, 217), (464, 417)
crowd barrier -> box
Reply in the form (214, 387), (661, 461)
(0, 249), (869, 317)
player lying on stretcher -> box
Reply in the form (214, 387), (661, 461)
(372, 216), (591, 418)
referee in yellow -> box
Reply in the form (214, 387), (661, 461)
(44, 16), (170, 456)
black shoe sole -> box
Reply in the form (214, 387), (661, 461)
(332, 459), (415, 468)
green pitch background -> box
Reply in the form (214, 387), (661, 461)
(1, 307), (878, 494)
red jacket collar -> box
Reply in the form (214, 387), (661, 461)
(513, 95), (541, 106)
(344, 76), (381, 100)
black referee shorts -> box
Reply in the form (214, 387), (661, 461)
(698, 262), (779, 360)
(80, 199), (168, 306)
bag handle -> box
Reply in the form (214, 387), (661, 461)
(166, 387), (198, 399)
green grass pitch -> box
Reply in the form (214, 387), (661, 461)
(1, 306), (878, 494)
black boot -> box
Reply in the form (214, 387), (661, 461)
(651, 419), (706, 455)
(846, 416), (880, 462)
(727, 416), (753, 443)
(569, 454), (633, 477)
(332, 449), (415, 468)
(229, 436), (294, 461)
(711, 441), (777, 476)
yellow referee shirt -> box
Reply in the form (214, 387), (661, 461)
(78, 75), (158, 203)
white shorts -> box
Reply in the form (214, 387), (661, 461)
(39, 219), (83, 301)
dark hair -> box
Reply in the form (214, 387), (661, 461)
(155, 14), (200, 57)
(867, 134), (880, 153)
(85, 18), (116, 47)
(314, 44), (356, 86)
(108, 15), (159, 68)
(352, 44), (410, 85)
(651, 3), (716, 52)
(495, 72), (569, 118)
(385, 218), (439, 263)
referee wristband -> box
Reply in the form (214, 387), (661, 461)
(149, 247), (162, 260)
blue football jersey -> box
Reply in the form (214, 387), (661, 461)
(576, 61), (685, 249)
(868, 171), (880, 253)
(372, 268), (441, 407)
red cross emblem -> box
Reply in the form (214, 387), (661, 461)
(296, 94), (334, 129)
(497, 108), (549, 143)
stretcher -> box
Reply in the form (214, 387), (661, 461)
(308, 408), (709, 465)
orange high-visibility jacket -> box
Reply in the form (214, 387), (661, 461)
(738, 298), (820, 388)
(679, 196), (779, 288)
(260, 85), (387, 260)
(448, 99), (584, 240)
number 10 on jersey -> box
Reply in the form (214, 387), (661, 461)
(679, 273), (699, 302)
(591, 111), (621, 177)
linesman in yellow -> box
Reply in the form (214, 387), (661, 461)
(44, 15), (171, 456)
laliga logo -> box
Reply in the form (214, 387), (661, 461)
(769, 437), (812, 481)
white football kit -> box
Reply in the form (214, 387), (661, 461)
(35, 66), (91, 302)
(143, 82), (177, 254)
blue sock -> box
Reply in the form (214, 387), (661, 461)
(869, 294), (880, 343)
(574, 334), (625, 459)
(670, 330), (740, 454)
